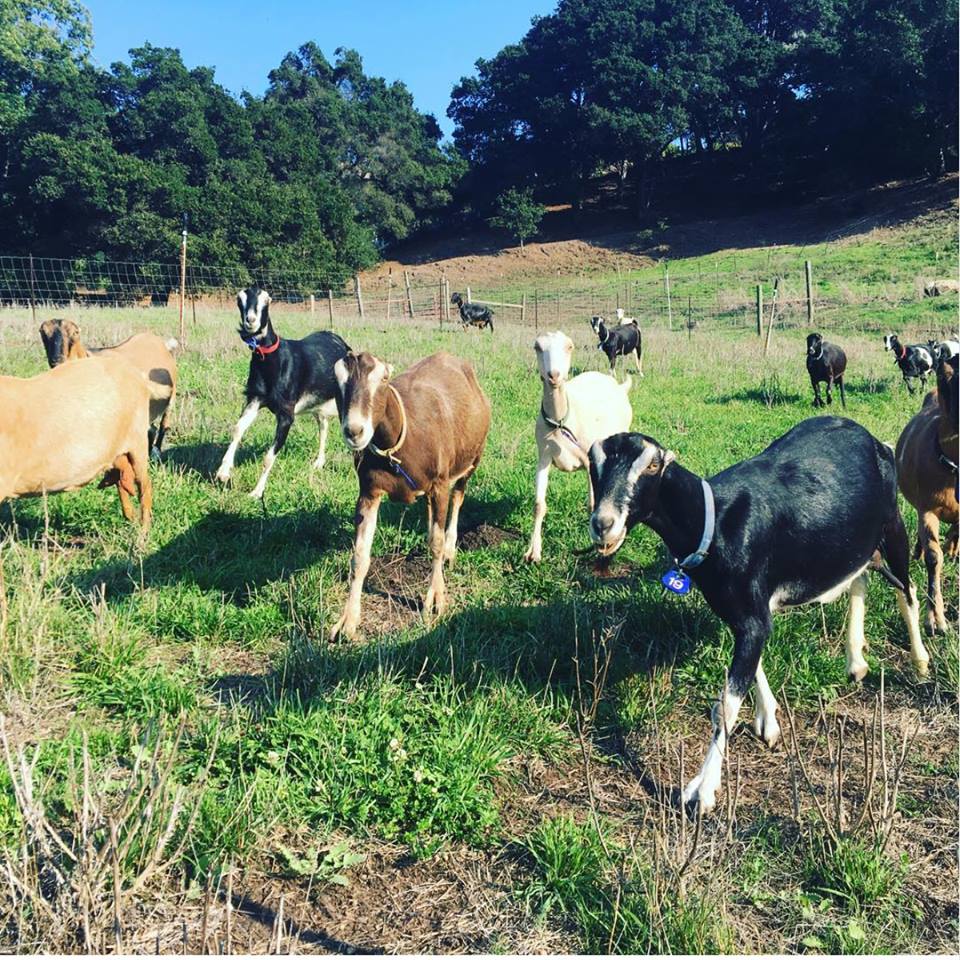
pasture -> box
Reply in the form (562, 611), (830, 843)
(0, 299), (956, 953)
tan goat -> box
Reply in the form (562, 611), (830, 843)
(896, 355), (959, 634)
(0, 356), (167, 538)
(39, 318), (178, 457)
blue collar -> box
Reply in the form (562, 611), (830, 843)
(677, 479), (715, 570)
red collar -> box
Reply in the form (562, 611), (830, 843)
(254, 335), (280, 358)
(898, 345), (907, 360)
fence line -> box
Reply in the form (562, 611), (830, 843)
(0, 254), (953, 336)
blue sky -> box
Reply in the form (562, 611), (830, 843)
(83, 0), (553, 137)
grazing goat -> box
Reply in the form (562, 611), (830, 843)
(525, 331), (632, 563)
(216, 287), (350, 499)
(590, 314), (643, 377)
(40, 318), (178, 458)
(450, 292), (494, 331)
(805, 332), (847, 408)
(896, 355), (959, 634)
(926, 338), (960, 364)
(0, 356), (166, 538)
(588, 417), (929, 813)
(331, 351), (490, 640)
(884, 334), (934, 393)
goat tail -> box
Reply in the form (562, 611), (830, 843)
(141, 373), (175, 402)
(164, 337), (180, 352)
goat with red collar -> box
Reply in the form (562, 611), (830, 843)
(884, 333), (934, 394)
(216, 287), (350, 498)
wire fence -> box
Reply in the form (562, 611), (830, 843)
(1, 253), (955, 338)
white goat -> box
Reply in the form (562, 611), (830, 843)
(524, 331), (633, 563)
(615, 308), (638, 326)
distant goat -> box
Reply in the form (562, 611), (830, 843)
(330, 351), (490, 639)
(525, 331), (632, 563)
(39, 318), (178, 458)
(588, 417), (929, 813)
(216, 287), (350, 498)
(450, 292), (494, 331)
(805, 332), (847, 408)
(896, 355), (959, 634)
(884, 334), (934, 393)
(926, 338), (960, 364)
(0, 356), (168, 539)
(590, 315), (643, 377)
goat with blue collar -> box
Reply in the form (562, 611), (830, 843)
(587, 417), (930, 814)
(215, 286), (351, 498)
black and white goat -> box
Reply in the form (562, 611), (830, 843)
(589, 314), (643, 377)
(926, 338), (960, 364)
(805, 332), (846, 408)
(215, 287), (350, 498)
(884, 334), (934, 393)
(588, 417), (929, 814)
(450, 292), (494, 331)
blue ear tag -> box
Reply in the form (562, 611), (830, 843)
(662, 568), (691, 595)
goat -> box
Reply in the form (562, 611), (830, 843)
(883, 334), (934, 393)
(450, 292), (494, 332)
(0, 356), (167, 539)
(895, 355), (959, 634)
(39, 318), (178, 458)
(588, 416), (929, 813)
(590, 314), (643, 377)
(215, 287), (350, 499)
(926, 338), (960, 364)
(330, 351), (490, 640)
(805, 332), (847, 408)
(525, 331), (632, 563)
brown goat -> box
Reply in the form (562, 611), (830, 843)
(895, 355), (959, 634)
(39, 318), (178, 457)
(0, 356), (167, 538)
(330, 351), (491, 640)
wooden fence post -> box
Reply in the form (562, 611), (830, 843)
(28, 253), (36, 326)
(354, 275), (364, 319)
(386, 269), (392, 321)
(404, 270), (415, 318)
(309, 294), (315, 319)
(664, 265), (672, 331)
(439, 276), (444, 330)
(327, 289), (334, 328)
(755, 283), (763, 336)
(763, 277), (780, 357)
(178, 219), (188, 344)
(534, 289), (539, 331)
(805, 259), (813, 324)
(466, 285), (472, 304)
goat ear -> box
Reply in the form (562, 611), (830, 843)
(385, 363), (394, 379)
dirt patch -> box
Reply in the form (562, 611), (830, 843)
(458, 523), (519, 551)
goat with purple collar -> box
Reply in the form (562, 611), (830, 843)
(587, 416), (929, 814)
(215, 287), (350, 498)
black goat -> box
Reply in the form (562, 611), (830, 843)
(450, 292), (494, 331)
(590, 315), (643, 377)
(588, 417), (929, 814)
(215, 287), (350, 498)
(805, 332), (847, 408)
(884, 334), (934, 393)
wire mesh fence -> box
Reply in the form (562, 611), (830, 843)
(1, 253), (954, 338)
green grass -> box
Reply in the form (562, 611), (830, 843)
(0, 213), (956, 951)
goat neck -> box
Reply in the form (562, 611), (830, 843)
(370, 381), (406, 453)
(643, 460), (713, 568)
(539, 372), (570, 425)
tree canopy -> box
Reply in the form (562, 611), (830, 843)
(448, 0), (958, 216)
(0, 3), (459, 282)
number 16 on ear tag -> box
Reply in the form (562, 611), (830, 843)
(662, 569), (691, 595)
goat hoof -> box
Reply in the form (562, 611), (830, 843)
(248, 489), (264, 501)
(913, 658), (930, 678)
(150, 447), (162, 463)
(523, 549), (541, 564)
(330, 617), (356, 642)
(753, 714), (781, 749)
(847, 662), (869, 683)
(215, 470), (231, 485)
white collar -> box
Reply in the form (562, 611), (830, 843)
(677, 479), (715, 570)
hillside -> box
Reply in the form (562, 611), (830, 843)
(365, 175), (958, 287)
